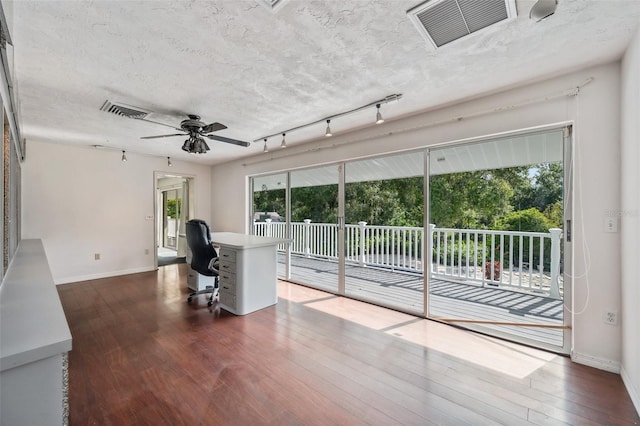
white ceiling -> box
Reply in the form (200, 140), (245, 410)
(6, 0), (640, 166)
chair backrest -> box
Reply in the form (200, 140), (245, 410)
(185, 219), (218, 276)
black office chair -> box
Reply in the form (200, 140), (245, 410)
(185, 219), (219, 306)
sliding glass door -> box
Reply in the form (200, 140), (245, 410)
(426, 129), (569, 352)
(288, 165), (341, 293)
(249, 126), (571, 353)
(343, 152), (425, 313)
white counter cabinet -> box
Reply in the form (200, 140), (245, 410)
(0, 239), (72, 426)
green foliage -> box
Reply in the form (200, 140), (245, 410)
(345, 177), (423, 226)
(543, 201), (563, 228)
(291, 185), (339, 223)
(252, 161), (564, 238)
(166, 199), (181, 219)
(432, 238), (483, 266)
(429, 170), (515, 229)
(498, 208), (553, 232)
(253, 188), (286, 220)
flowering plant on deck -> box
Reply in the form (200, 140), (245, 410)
(484, 261), (501, 281)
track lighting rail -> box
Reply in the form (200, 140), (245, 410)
(254, 93), (402, 144)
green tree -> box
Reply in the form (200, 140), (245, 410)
(498, 208), (553, 232)
(429, 170), (514, 229)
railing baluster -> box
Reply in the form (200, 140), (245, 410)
(539, 235), (544, 291)
(509, 234), (514, 286)
(528, 236), (534, 290)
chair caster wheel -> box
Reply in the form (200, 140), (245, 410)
(208, 300), (213, 307)
(187, 297), (192, 303)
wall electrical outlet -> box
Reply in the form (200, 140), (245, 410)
(603, 311), (618, 325)
(94, 253), (101, 260)
(604, 217), (618, 233)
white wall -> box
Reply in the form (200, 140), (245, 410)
(621, 28), (640, 413)
(22, 141), (212, 284)
(211, 63), (624, 371)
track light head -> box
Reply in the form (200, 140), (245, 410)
(325, 120), (332, 137)
(375, 104), (384, 124)
(121, 150), (127, 162)
(530, 0), (557, 22)
(280, 133), (287, 148)
(263, 138), (269, 153)
(167, 157), (172, 167)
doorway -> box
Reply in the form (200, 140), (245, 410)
(155, 174), (194, 267)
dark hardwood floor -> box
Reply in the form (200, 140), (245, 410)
(57, 263), (639, 425)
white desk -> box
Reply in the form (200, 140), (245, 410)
(211, 232), (288, 315)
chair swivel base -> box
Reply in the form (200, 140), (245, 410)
(187, 284), (219, 307)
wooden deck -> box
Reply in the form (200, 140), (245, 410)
(279, 254), (565, 349)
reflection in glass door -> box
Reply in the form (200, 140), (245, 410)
(344, 152), (425, 313)
(427, 128), (569, 352)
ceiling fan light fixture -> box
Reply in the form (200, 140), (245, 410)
(182, 139), (191, 152)
(325, 120), (332, 137)
(530, 0), (557, 22)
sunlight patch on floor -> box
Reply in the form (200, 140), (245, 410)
(305, 296), (416, 330)
(277, 281), (332, 303)
(277, 280), (557, 379)
(385, 319), (557, 379)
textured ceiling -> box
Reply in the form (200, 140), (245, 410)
(7, 0), (640, 165)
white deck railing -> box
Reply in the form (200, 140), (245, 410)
(253, 220), (563, 299)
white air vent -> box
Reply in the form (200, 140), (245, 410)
(407, 0), (517, 49)
(257, 0), (289, 13)
(100, 100), (150, 119)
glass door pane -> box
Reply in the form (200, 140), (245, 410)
(344, 152), (425, 313)
(287, 165), (340, 293)
(427, 129), (567, 351)
(251, 173), (288, 278)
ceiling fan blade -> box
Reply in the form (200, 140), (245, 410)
(204, 134), (250, 147)
(140, 133), (186, 140)
(136, 117), (183, 132)
(201, 122), (227, 133)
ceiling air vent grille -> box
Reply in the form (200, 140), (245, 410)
(407, 0), (517, 49)
(100, 100), (150, 119)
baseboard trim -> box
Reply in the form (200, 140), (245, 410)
(621, 365), (640, 415)
(54, 266), (157, 285)
(571, 351), (621, 373)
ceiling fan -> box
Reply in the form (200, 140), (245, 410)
(141, 114), (250, 154)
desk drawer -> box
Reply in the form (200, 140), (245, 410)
(219, 259), (236, 273)
(219, 275), (236, 295)
(219, 249), (237, 263)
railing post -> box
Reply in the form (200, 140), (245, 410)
(265, 218), (272, 237)
(428, 224), (435, 277)
(549, 228), (562, 299)
(358, 221), (367, 266)
(303, 219), (311, 258)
